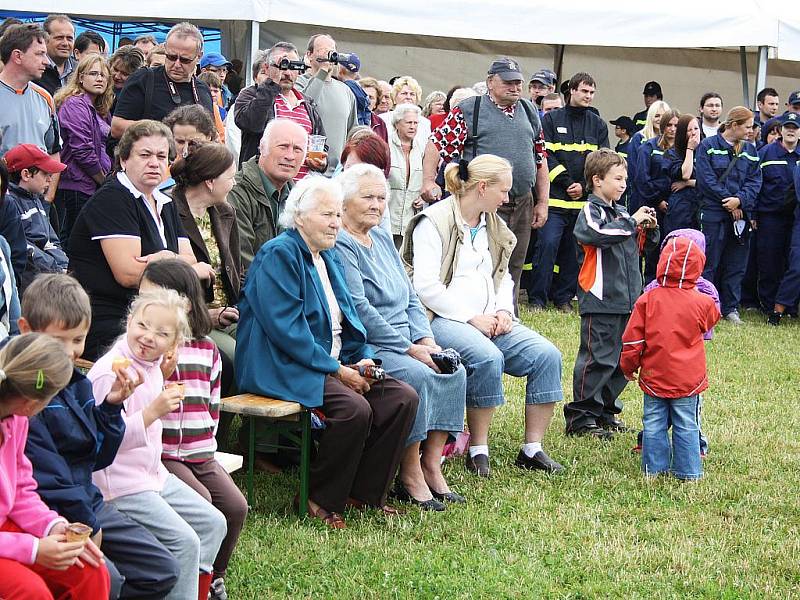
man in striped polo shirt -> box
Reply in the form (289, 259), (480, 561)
(234, 41), (326, 176)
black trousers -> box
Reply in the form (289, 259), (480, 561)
(564, 313), (630, 432)
(97, 502), (179, 599)
(313, 375), (418, 514)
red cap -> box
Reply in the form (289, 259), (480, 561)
(4, 144), (66, 174)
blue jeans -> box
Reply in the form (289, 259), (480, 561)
(641, 394), (702, 480)
(430, 318), (563, 408)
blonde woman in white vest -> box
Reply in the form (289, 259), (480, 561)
(402, 154), (564, 478)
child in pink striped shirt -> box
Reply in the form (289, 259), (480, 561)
(141, 259), (247, 600)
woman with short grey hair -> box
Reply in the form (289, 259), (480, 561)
(335, 163), (467, 510)
(388, 103), (425, 248)
(236, 173), (419, 528)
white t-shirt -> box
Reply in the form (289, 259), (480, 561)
(411, 213), (514, 322)
(313, 254), (343, 359)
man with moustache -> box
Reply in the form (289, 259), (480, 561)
(421, 57), (550, 312)
(234, 42), (325, 172)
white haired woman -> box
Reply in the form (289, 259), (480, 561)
(335, 164), (467, 510)
(388, 103), (425, 248)
(234, 175), (419, 528)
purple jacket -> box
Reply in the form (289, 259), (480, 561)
(643, 228), (720, 340)
(57, 93), (111, 196)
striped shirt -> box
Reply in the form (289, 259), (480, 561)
(162, 337), (222, 463)
(274, 89), (312, 182)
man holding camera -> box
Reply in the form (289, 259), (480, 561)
(296, 34), (358, 175)
(234, 42), (326, 173)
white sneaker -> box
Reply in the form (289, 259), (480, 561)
(725, 311), (743, 325)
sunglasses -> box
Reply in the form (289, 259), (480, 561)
(165, 52), (197, 65)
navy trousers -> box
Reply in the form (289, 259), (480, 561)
(529, 210), (579, 307)
(756, 211), (795, 310)
(701, 217), (750, 316)
(97, 502), (180, 599)
(776, 209), (800, 308)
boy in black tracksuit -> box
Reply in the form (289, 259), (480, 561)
(563, 149), (660, 438)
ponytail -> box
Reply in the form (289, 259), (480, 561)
(0, 333), (72, 405)
(443, 154), (512, 198)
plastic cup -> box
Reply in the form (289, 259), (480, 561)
(308, 135), (326, 161)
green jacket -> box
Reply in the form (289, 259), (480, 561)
(227, 156), (292, 271)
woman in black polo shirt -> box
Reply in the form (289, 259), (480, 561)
(69, 119), (212, 360)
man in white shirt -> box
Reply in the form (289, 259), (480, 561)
(699, 92), (723, 140)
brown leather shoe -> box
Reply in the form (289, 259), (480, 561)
(345, 498), (405, 516)
(308, 504), (346, 529)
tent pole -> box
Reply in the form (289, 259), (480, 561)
(755, 46), (768, 107)
(739, 46), (750, 108)
(553, 44), (565, 85)
(246, 20), (260, 87)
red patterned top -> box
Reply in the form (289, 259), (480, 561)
(274, 89), (313, 181)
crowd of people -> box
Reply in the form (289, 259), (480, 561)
(0, 12), (796, 600)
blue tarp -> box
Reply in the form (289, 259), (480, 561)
(0, 11), (221, 54)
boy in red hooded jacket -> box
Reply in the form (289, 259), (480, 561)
(621, 236), (720, 479)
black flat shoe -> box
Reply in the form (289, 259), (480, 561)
(392, 481), (446, 511)
(465, 453), (491, 477)
(431, 490), (466, 504)
(598, 418), (633, 433)
(565, 426), (614, 440)
(514, 450), (564, 474)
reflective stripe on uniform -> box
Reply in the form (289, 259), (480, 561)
(549, 164), (567, 181)
(549, 198), (587, 209)
(545, 142), (599, 153)
(760, 160), (789, 168)
(706, 148), (729, 155)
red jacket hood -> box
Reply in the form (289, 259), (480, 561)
(656, 236), (705, 289)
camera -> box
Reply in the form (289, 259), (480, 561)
(430, 348), (462, 374)
(275, 58), (308, 72)
(356, 364), (386, 381)
(318, 51), (355, 65)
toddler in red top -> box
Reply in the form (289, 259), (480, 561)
(621, 236), (721, 479)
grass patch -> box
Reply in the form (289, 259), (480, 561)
(224, 308), (800, 599)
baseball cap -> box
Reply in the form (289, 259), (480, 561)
(530, 68), (556, 86)
(200, 52), (232, 69)
(780, 112), (800, 128)
(4, 144), (66, 174)
(487, 57), (524, 82)
(339, 53), (360, 73)
(788, 91), (800, 106)
(610, 116), (636, 134)
(643, 81), (662, 96)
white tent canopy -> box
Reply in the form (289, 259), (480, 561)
(1, 1), (782, 49)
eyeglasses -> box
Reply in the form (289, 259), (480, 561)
(165, 52), (197, 65)
(83, 71), (105, 78)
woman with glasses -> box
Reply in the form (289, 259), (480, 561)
(54, 54), (114, 249)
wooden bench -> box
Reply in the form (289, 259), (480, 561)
(214, 451), (243, 474)
(219, 393), (311, 516)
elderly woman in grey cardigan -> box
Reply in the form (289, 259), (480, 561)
(334, 164), (467, 511)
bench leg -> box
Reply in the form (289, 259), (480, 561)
(299, 410), (311, 517)
(247, 417), (255, 507)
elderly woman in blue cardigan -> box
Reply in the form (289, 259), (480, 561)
(234, 175), (418, 529)
(335, 164), (467, 511)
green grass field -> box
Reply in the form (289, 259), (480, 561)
(225, 308), (800, 599)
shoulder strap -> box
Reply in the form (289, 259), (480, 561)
(718, 150), (739, 184)
(471, 95), (481, 158)
(143, 67), (156, 119)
